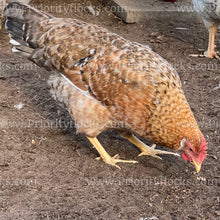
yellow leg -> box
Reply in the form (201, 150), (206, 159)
(205, 26), (219, 59)
(87, 136), (138, 169)
(126, 134), (180, 160)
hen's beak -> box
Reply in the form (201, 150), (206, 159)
(192, 160), (201, 173)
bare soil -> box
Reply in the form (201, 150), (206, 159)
(0, 0), (219, 219)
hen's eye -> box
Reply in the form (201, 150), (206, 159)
(189, 148), (193, 152)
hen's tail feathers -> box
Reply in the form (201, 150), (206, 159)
(4, 1), (52, 57)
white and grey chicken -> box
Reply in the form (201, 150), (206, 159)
(192, 0), (220, 58)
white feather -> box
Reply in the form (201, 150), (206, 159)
(22, 24), (26, 31)
(12, 47), (20, 53)
(14, 102), (24, 110)
(60, 74), (101, 104)
(10, 39), (20, 46)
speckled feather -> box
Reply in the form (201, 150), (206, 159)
(4, 2), (204, 152)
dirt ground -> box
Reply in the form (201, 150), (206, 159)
(0, 0), (219, 219)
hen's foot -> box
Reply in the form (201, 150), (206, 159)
(96, 154), (138, 169)
(204, 49), (219, 59)
(138, 144), (180, 160)
(189, 52), (219, 59)
(87, 136), (137, 169)
(189, 48), (220, 59)
(125, 134), (180, 160)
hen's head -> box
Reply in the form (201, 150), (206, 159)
(180, 138), (207, 173)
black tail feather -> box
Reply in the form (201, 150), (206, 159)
(4, 1), (52, 56)
(5, 17), (25, 40)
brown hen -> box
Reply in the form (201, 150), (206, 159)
(3, 2), (207, 172)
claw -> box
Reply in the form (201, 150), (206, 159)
(204, 50), (220, 59)
(189, 53), (206, 58)
(96, 154), (137, 169)
(112, 154), (120, 159)
(138, 143), (180, 159)
(102, 154), (138, 169)
(138, 152), (162, 160)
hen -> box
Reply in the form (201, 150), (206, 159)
(192, 0), (220, 58)
(4, 2), (207, 172)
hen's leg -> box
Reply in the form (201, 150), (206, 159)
(190, 26), (219, 59)
(205, 26), (219, 59)
(87, 136), (138, 169)
(125, 134), (179, 160)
